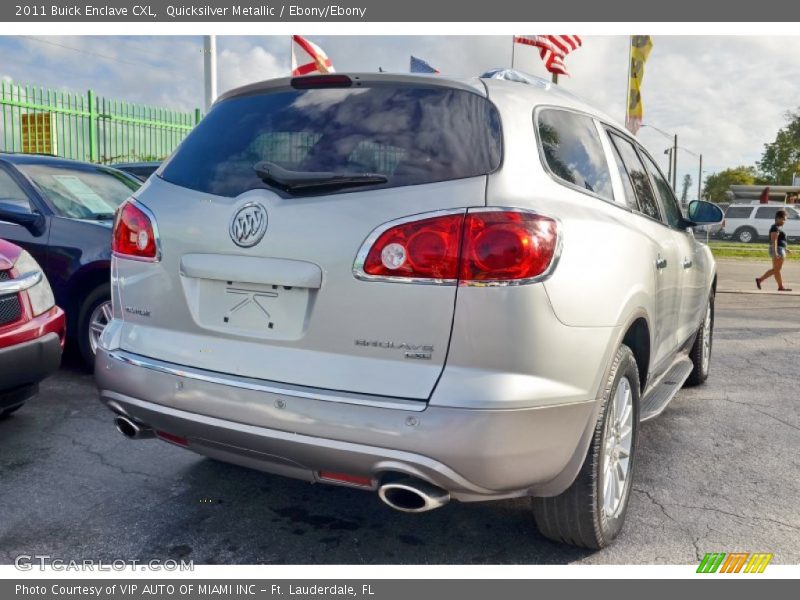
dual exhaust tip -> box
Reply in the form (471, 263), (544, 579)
(114, 415), (154, 440)
(113, 415), (450, 513)
(378, 478), (450, 513)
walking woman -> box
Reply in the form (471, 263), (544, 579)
(756, 209), (792, 291)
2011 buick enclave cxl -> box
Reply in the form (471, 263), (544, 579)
(95, 71), (723, 549)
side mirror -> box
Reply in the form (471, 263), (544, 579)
(687, 200), (724, 226)
(0, 201), (46, 236)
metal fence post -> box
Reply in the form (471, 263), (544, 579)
(87, 89), (98, 162)
(194, 108), (202, 125)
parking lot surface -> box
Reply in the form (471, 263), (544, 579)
(1, 260), (799, 565)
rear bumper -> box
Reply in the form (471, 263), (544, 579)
(95, 347), (598, 500)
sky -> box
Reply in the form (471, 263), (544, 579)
(2, 34), (800, 197)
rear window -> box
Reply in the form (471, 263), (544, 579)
(16, 164), (139, 219)
(725, 206), (753, 219)
(161, 85), (502, 197)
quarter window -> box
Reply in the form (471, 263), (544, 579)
(755, 206), (781, 219)
(537, 109), (614, 201)
(607, 133), (661, 221)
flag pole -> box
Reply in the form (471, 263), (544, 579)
(625, 35), (632, 129)
(551, 72), (559, 84)
(511, 36), (515, 68)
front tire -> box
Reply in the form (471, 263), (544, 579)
(685, 293), (714, 387)
(77, 284), (112, 371)
(532, 345), (640, 549)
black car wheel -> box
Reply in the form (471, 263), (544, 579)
(77, 284), (111, 370)
(532, 345), (640, 549)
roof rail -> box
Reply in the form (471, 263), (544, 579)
(480, 68), (551, 89)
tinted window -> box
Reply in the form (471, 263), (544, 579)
(725, 206), (753, 219)
(608, 133), (661, 221)
(755, 206), (781, 219)
(641, 153), (684, 229)
(537, 110), (614, 201)
(17, 164), (139, 219)
(161, 85), (502, 197)
(0, 169), (31, 211)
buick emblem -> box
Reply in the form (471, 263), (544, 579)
(229, 202), (268, 247)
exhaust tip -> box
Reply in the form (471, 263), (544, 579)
(114, 415), (154, 440)
(378, 478), (450, 513)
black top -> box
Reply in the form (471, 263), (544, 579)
(770, 224), (788, 247)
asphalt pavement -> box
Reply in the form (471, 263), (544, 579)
(0, 259), (798, 565)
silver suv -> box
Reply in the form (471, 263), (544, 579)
(96, 72), (723, 549)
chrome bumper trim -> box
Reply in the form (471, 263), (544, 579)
(105, 349), (427, 412)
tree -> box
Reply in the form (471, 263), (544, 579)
(757, 110), (800, 184)
(702, 166), (759, 202)
(680, 174), (692, 204)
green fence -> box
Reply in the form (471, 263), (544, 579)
(0, 80), (201, 164)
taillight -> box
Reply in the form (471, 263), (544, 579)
(460, 211), (559, 282)
(361, 213), (464, 281)
(113, 201), (159, 262)
(355, 209), (559, 284)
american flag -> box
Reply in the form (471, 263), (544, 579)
(514, 35), (582, 76)
(291, 35), (335, 76)
(410, 56), (440, 74)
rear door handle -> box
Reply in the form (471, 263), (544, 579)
(656, 257), (668, 270)
(683, 258), (693, 269)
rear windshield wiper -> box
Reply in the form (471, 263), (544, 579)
(254, 161), (388, 193)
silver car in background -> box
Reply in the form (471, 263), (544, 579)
(95, 72), (723, 549)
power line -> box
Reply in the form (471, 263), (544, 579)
(18, 36), (186, 74)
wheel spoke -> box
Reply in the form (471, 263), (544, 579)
(101, 302), (113, 322)
(90, 322), (106, 335)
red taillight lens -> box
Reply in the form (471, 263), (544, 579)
(358, 210), (559, 284)
(113, 201), (158, 261)
(362, 214), (464, 280)
(460, 211), (558, 282)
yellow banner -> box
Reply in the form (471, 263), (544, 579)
(626, 35), (653, 135)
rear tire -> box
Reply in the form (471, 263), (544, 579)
(532, 345), (640, 549)
(734, 227), (757, 243)
(685, 293), (714, 387)
(77, 284), (111, 371)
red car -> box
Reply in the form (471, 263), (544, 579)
(0, 238), (65, 418)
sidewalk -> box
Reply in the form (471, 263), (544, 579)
(716, 258), (800, 296)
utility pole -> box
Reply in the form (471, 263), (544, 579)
(697, 154), (703, 200)
(672, 133), (678, 191)
(203, 35), (217, 113)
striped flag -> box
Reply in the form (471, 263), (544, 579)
(514, 35), (582, 76)
(410, 56), (440, 74)
(291, 35), (335, 76)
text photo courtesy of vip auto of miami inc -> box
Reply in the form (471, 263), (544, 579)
(0, 33), (798, 571)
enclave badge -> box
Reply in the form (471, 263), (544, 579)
(230, 202), (268, 247)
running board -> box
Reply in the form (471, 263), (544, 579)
(640, 356), (694, 421)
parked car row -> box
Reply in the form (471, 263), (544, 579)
(1, 71), (725, 550)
